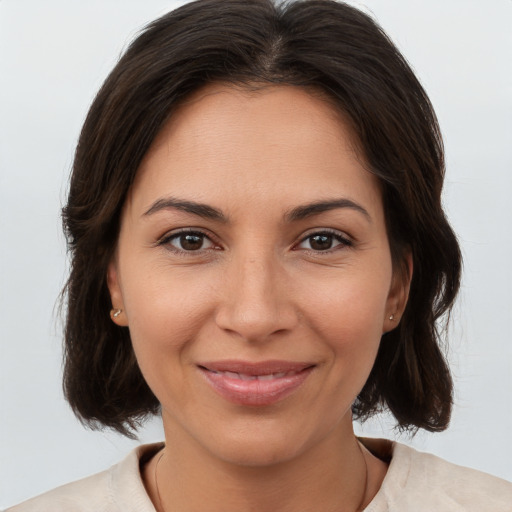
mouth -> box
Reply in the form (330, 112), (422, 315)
(197, 360), (315, 406)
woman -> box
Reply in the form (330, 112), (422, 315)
(6, 0), (512, 510)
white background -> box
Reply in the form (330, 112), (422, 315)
(1, 0), (511, 507)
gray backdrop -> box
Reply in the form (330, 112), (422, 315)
(1, 0), (511, 507)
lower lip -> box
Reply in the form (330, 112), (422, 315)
(199, 367), (314, 406)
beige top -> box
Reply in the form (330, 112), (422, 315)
(6, 441), (512, 511)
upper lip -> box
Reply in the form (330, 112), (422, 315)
(198, 360), (315, 376)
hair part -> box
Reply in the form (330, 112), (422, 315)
(62, 0), (461, 437)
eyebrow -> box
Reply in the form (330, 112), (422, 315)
(143, 197), (228, 222)
(143, 196), (371, 223)
(285, 198), (372, 223)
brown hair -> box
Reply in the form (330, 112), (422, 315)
(62, 0), (461, 437)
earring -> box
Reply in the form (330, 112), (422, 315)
(389, 314), (395, 321)
(111, 308), (123, 318)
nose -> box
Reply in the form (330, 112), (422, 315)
(214, 250), (299, 342)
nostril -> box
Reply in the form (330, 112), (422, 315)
(214, 305), (298, 342)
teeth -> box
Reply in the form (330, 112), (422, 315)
(238, 373), (257, 381)
(219, 371), (293, 380)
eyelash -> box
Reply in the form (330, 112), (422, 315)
(157, 228), (353, 255)
(157, 229), (220, 254)
(295, 229), (353, 254)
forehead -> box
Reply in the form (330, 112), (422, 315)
(145, 82), (359, 160)
(129, 83), (380, 217)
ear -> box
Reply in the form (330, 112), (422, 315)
(107, 260), (129, 327)
(383, 251), (413, 334)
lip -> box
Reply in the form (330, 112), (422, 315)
(198, 360), (315, 406)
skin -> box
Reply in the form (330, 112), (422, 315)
(108, 84), (411, 512)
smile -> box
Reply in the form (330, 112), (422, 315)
(198, 360), (315, 406)
(209, 370), (297, 381)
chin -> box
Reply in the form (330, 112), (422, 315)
(211, 437), (303, 468)
(197, 416), (326, 469)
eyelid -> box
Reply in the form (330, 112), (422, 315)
(155, 227), (352, 254)
(294, 228), (353, 253)
(156, 227), (222, 252)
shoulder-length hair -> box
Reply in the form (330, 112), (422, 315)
(62, 0), (461, 437)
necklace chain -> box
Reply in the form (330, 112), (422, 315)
(153, 443), (369, 512)
(154, 449), (165, 512)
(356, 441), (369, 511)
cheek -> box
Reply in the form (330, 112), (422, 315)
(298, 268), (390, 382)
(118, 263), (218, 384)
(122, 259), (212, 333)
(304, 271), (390, 338)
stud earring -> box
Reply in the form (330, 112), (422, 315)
(389, 314), (395, 321)
(111, 308), (123, 318)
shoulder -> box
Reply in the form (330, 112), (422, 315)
(5, 443), (163, 512)
(5, 466), (114, 512)
(365, 440), (512, 512)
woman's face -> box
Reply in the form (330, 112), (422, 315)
(108, 84), (409, 466)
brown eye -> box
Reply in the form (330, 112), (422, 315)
(309, 234), (334, 251)
(180, 234), (204, 250)
(166, 231), (215, 251)
(297, 231), (352, 252)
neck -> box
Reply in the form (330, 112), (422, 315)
(145, 420), (387, 512)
